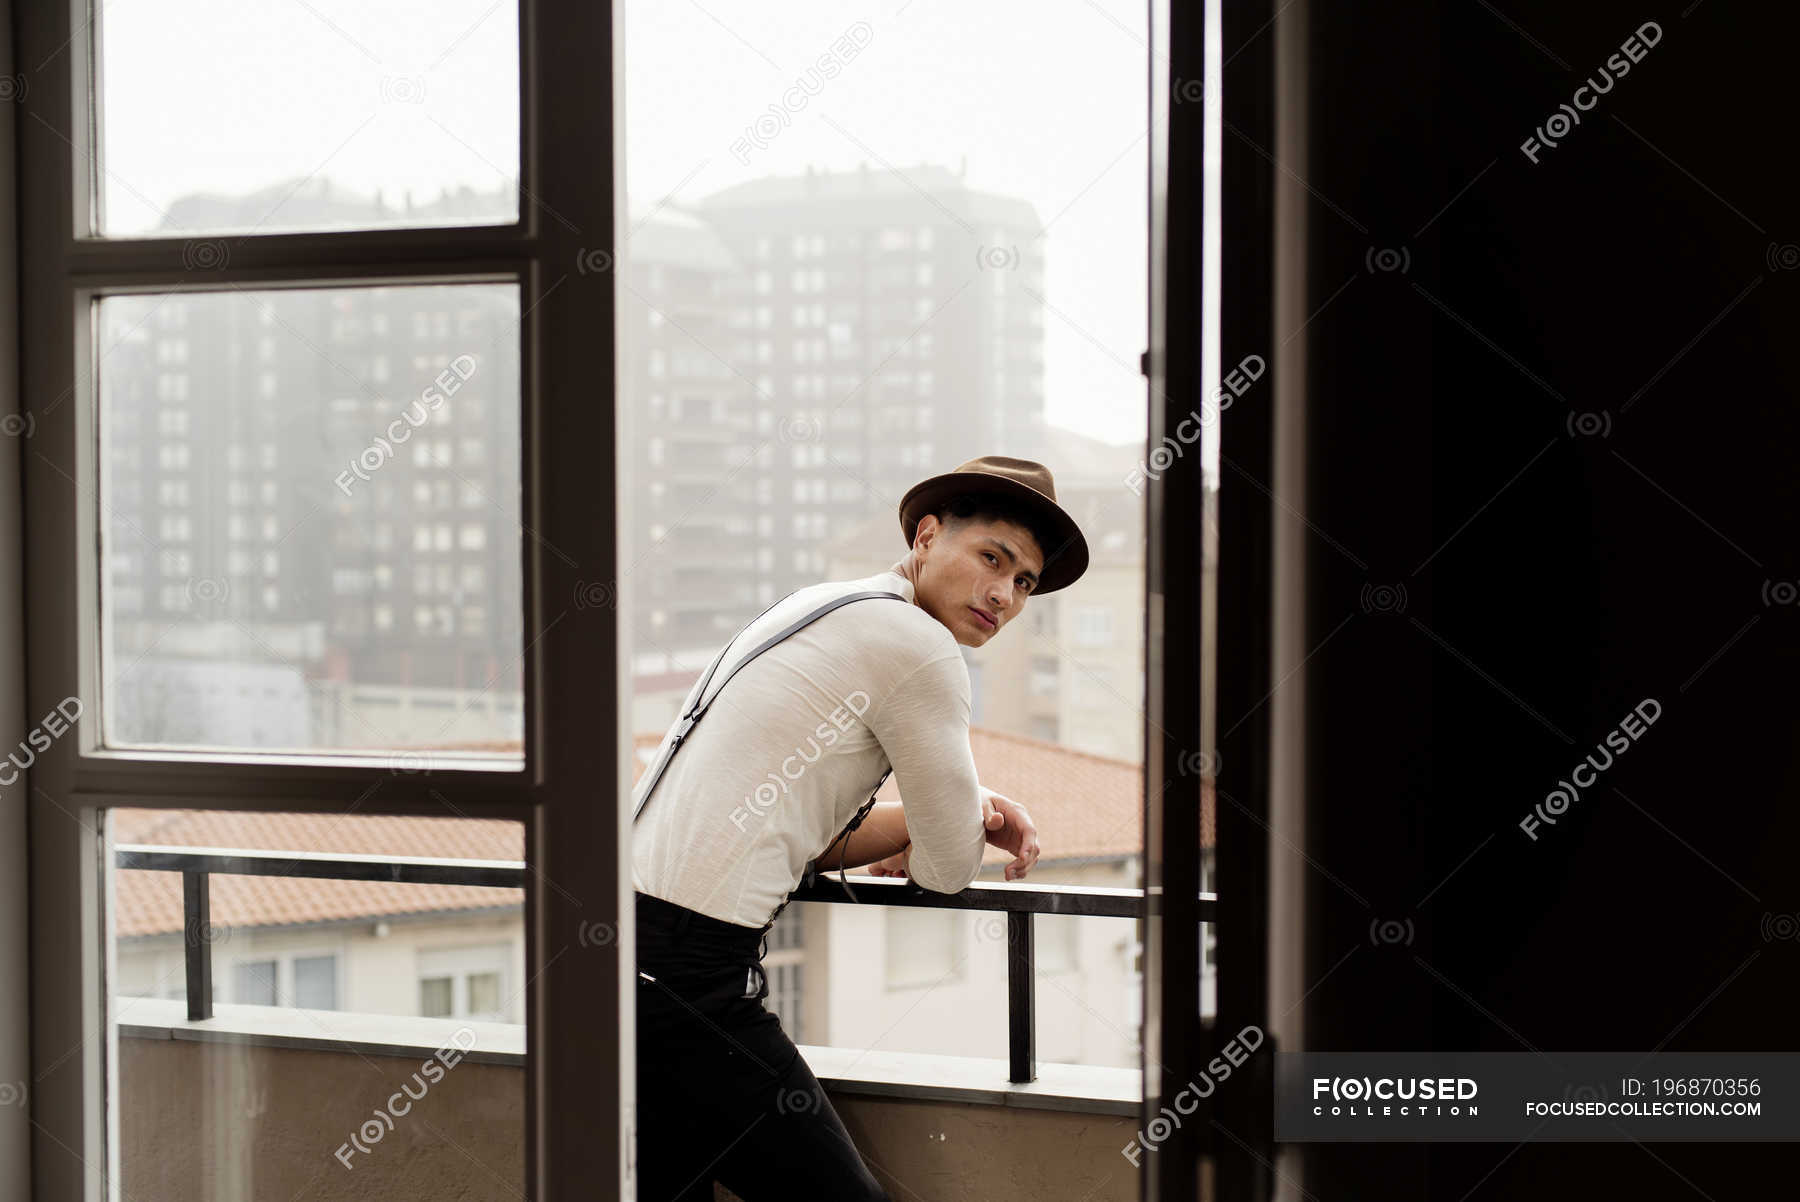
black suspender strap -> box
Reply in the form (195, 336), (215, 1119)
(631, 588), (906, 824)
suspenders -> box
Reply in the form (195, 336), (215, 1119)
(637, 586), (914, 928)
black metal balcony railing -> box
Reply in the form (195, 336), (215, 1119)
(114, 843), (1218, 1085)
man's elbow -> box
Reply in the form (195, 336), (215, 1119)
(908, 846), (983, 894)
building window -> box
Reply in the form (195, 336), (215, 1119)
(1074, 606), (1113, 646)
(420, 977), (453, 1017)
(767, 962), (805, 1038)
(294, 955), (339, 1010)
(762, 906), (807, 1036)
(232, 959), (278, 1006)
(468, 971), (502, 1015)
(418, 944), (511, 1021)
(219, 953), (340, 1011)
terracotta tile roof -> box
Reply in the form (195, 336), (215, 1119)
(114, 729), (1210, 936)
(890, 729), (1149, 866)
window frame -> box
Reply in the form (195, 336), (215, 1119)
(18, 2), (632, 1199)
(5, 2), (1277, 1199)
(1142, 0), (1277, 1198)
(74, 271), (530, 783)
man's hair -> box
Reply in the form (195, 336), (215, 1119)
(932, 491), (1062, 570)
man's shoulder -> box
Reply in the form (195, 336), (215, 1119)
(793, 570), (960, 664)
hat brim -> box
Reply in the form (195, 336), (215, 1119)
(898, 472), (1089, 594)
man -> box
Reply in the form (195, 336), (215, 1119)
(631, 455), (1090, 1202)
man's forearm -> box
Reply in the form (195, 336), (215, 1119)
(812, 801), (909, 872)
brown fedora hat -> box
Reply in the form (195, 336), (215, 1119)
(897, 455), (1090, 594)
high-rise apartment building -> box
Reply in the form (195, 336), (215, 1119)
(624, 163), (1049, 671)
(103, 179), (523, 753)
(103, 165), (1061, 749)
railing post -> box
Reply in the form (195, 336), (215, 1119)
(1007, 910), (1035, 1083)
(182, 870), (212, 1021)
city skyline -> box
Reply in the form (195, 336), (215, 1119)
(97, 164), (1152, 766)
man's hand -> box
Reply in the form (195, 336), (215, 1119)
(867, 790), (1039, 881)
(980, 785), (1040, 881)
(867, 845), (911, 877)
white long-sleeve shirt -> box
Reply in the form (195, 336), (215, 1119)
(630, 568), (989, 927)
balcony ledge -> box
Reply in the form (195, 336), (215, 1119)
(116, 997), (1140, 1117)
(798, 1044), (1139, 1117)
(115, 997), (525, 1066)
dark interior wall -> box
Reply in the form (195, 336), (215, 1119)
(1296, 2), (1797, 1196)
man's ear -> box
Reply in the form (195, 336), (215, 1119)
(913, 513), (943, 555)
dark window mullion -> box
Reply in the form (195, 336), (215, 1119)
(62, 228), (538, 282)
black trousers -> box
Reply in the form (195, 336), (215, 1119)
(633, 891), (891, 1202)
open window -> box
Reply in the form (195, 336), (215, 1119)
(13, 0), (1256, 1197)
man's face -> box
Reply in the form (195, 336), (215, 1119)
(912, 513), (1046, 647)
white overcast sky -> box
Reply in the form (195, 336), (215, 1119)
(99, 0), (1151, 444)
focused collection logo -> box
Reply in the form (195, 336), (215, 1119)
(1311, 1075), (1480, 1118)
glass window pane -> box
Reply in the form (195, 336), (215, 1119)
(622, 0), (1155, 1076)
(418, 944), (509, 1018)
(96, 0), (519, 237)
(467, 971), (501, 1016)
(232, 959), (278, 1006)
(97, 284), (524, 764)
(294, 954), (339, 1010)
(107, 807), (526, 1192)
(420, 977), (453, 1018)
